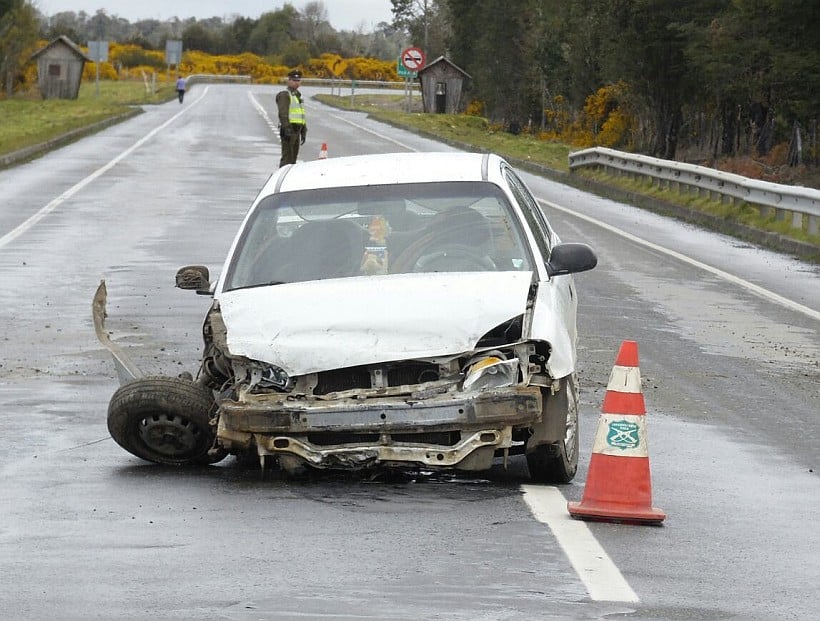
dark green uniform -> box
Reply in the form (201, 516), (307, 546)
(276, 82), (307, 167)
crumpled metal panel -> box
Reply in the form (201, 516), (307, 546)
(217, 271), (535, 376)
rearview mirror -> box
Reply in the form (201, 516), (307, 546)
(546, 243), (597, 277)
(176, 265), (211, 293)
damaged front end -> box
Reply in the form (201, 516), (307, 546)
(95, 271), (576, 481)
(199, 301), (556, 475)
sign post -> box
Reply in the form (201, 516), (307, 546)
(88, 40), (108, 97)
(399, 47), (426, 113)
(165, 40), (183, 91)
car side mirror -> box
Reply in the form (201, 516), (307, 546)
(176, 265), (212, 293)
(546, 243), (597, 277)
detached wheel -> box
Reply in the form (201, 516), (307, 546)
(107, 376), (224, 466)
(526, 374), (580, 484)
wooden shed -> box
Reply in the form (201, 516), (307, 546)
(417, 56), (471, 114)
(31, 35), (90, 100)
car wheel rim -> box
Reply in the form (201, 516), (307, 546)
(138, 413), (205, 458)
(564, 392), (578, 462)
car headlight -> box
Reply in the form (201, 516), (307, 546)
(462, 355), (519, 391)
(246, 362), (291, 391)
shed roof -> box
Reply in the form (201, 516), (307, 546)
(31, 35), (91, 62)
(417, 56), (471, 79)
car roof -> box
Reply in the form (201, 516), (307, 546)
(262, 152), (507, 195)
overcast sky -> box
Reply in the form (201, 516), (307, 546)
(35, 1), (394, 32)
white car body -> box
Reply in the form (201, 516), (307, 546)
(215, 152), (578, 379)
(101, 151), (596, 481)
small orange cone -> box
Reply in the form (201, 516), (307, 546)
(568, 340), (666, 525)
(319, 143), (328, 159)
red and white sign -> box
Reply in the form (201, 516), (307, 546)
(401, 47), (426, 72)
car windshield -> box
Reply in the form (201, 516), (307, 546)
(222, 181), (535, 290)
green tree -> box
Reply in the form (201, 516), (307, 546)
(593, 0), (705, 158)
(686, 0), (820, 161)
(247, 5), (299, 56)
(41, 10), (83, 42)
(220, 16), (255, 54)
(183, 21), (220, 54)
(281, 38), (310, 67)
(446, 0), (542, 128)
(1, 0), (39, 97)
(391, 0), (448, 55)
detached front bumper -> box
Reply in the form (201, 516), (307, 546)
(217, 385), (542, 470)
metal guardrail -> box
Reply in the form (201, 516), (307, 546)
(185, 73), (252, 86)
(568, 147), (820, 235)
(288, 78), (417, 90)
(171, 74), (411, 90)
(184, 74), (417, 97)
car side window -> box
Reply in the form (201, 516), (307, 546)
(504, 167), (553, 261)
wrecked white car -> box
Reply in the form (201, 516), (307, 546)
(96, 152), (596, 483)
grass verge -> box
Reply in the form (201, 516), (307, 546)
(0, 81), (174, 155)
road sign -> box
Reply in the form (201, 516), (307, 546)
(88, 41), (109, 62)
(165, 40), (183, 66)
(401, 47), (426, 72)
(397, 59), (416, 79)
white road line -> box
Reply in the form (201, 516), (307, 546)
(521, 485), (640, 603)
(248, 91), (278, 133)
(539, 197), (820, 321)
(0, 87), (209, 250)
(326, 111), (417, 150)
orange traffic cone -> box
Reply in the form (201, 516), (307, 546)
(568, 340), (666, 525)
(319, 143), (328, 159)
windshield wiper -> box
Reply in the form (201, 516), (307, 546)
(230, 280), (287, 291)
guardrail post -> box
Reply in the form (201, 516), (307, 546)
(792, 211), (804, 229)
(809, 215), (818, 236)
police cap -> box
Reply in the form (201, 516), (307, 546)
(287, 69), (302, 80)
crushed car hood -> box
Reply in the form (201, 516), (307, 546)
(217, 272), (533, 376)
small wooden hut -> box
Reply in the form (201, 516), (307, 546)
(31, 35), (90, 100)
(417, 56), (471, 114)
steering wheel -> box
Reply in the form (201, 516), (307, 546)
(413, 245), (497, 272)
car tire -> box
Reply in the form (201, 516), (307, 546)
(526, 374), (579, 484)
(107, 376), (225, 466)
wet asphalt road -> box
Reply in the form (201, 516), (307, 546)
(0, 84), (818, 620)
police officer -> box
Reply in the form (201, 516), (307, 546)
(276, 69), (307, 167)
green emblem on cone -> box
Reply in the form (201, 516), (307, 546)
(607, 420), (640, 450)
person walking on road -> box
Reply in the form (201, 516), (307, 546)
(175, 75), (186, 103)
(276, 69), (307, 167)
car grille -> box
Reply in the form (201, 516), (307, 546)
(314, 366), (371, 394)
(313, 362), (440, 395)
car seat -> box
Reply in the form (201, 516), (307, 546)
(389, 206), (495, 273)
(276, 219), (366, 282)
